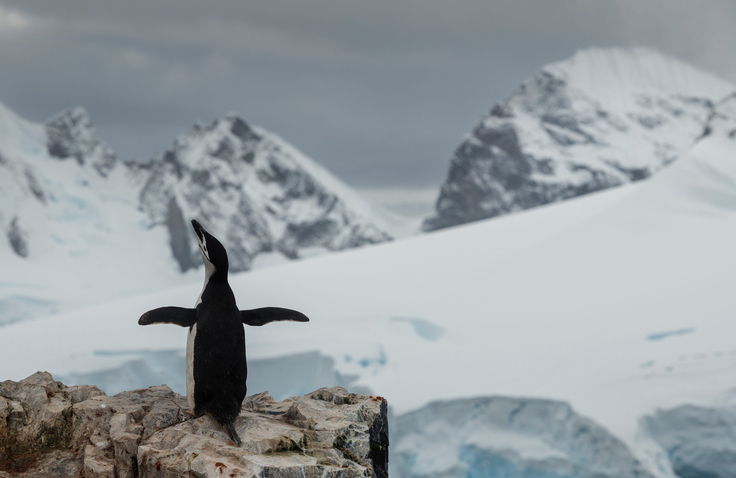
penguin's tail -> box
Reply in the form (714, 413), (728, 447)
(205, 403), (243, 446)
(223, 420), (242, 446)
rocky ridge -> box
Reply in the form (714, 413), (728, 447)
(0, 372), (388, 478)
(424, 47), (736, 231)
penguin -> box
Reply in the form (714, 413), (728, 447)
(138, 219), (309, 446)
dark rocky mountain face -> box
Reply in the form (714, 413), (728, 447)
(424, 48), (736, 231)
(137, 114), (391, 272)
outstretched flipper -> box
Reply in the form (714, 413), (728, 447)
(139, 306), (197, 327)
(240, 307), (309, 326)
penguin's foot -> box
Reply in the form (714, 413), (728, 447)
(223, 421), (242, 447)
(184, 409), (197, 418)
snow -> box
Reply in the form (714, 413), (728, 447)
(0, 100), (200, 324)
(546, 47), (735, 109)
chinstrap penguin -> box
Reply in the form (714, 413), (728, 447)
(138, 219), (309, 445)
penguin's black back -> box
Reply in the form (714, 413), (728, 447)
(193, 280), (247, 425)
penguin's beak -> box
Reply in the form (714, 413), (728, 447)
(191, 220), (205, 244)
(191, 219), (211, 263)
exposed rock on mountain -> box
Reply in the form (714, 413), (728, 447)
(0, 372), (389, 478)
(45, 107), (117, 178)
(137, 114), (392, 272)
(424, 47), (736, 231)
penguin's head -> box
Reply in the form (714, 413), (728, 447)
(191, 220), (229, 277)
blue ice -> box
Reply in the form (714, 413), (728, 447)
(647, 328), (696, 341)
(392, 317), (445, 341)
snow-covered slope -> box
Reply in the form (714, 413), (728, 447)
(136, 114), (393, 272)
(424, 47), (736, 231)
(0, 104), (190, 325)
(0, 103), (399, 323)
(3, 94), (736, 477)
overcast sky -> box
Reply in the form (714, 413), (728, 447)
(1, 1), (735, 211)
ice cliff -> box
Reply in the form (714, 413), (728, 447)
(392, 396), (655, 478)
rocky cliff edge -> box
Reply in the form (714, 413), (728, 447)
(0, 372), (388, 478)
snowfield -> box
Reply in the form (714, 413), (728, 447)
(2, 95), (736, 477)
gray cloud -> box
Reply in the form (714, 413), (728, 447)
(0, 0), (735, 192)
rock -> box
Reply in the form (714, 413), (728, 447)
(0, 373), (389, 478)
(45, 107), (117, 177)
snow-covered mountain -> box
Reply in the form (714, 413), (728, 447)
(2, 92), (736, 477)
(136, 114), (392, 272)
(0, 103), (395, 323)
(424, 47), (736, 230)
(0, 103), (177, 324)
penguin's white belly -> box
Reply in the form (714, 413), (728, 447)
(186, 322), (196, 412)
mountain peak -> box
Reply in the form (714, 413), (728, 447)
(45, 107), (117, 177)
(543, 47), (735, 107)
(139, 114), (392, 272)
(424, 46), (736, 231)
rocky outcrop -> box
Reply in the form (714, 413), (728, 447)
(5, 217), (28, 258)
(0, 372), (389, 478)
(45, 107), (117, 178)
